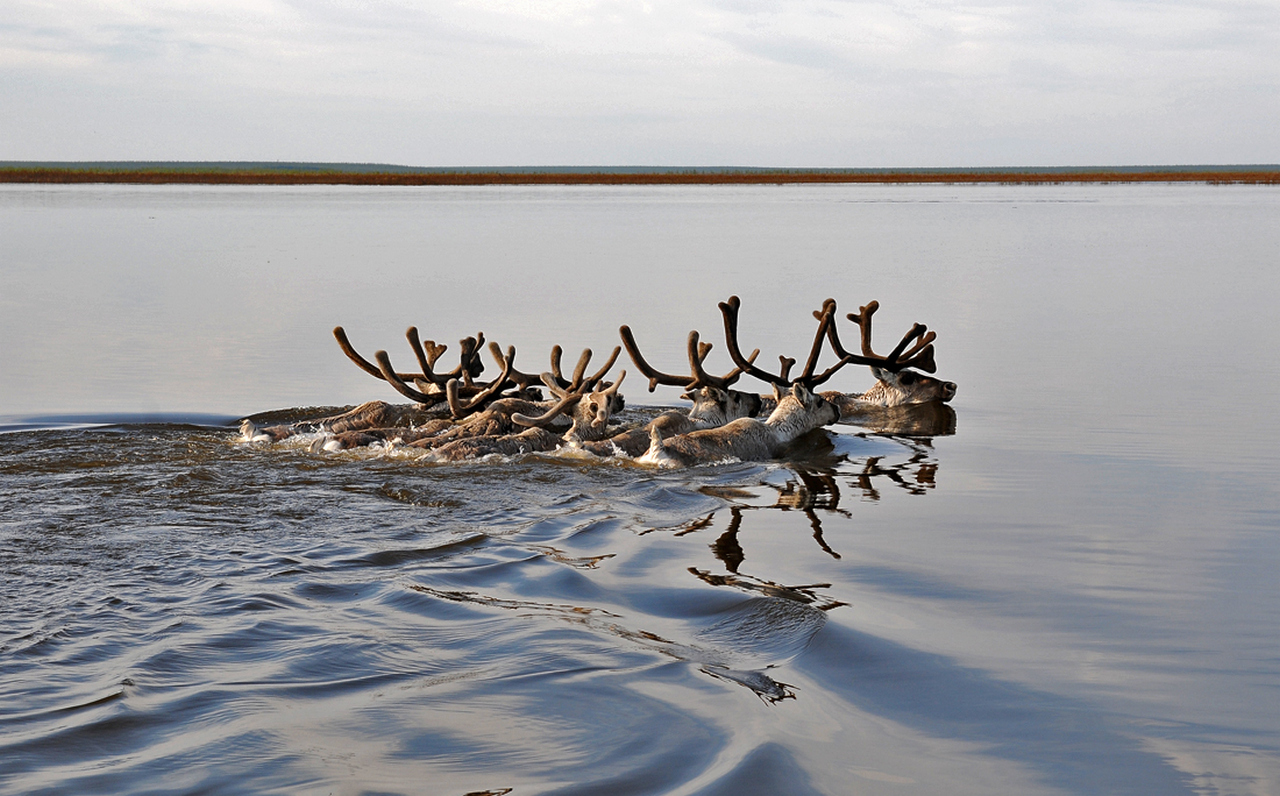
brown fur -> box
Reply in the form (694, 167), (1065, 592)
(574, 385), (763, 458)
(756, 368), (957, 419)
(834, 366), (957, 409)
(240, 400), (446, 443)
(423, 428), (564, 461)
(639, 384), (840, 468)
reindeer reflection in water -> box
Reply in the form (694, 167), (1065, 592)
(626, 440), (942, 703)
(677, 445), (943, 578)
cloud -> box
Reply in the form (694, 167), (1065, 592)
(1, 0), (1277, 164)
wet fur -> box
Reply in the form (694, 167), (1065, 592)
(575, 386), (763, 458)
(756, 367), (957, 420)
(638, 384), (840, 468)
(424, 379), (626, 462)
(240, 401), (446, 443)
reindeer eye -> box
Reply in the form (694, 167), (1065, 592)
(900, 372), (917, 384)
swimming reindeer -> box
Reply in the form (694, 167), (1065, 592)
(637, 297), (846, 468)
(399, 345), (622, 450)
(814, 298), (956, 412)
(264, 325), (623, 452)
(726, 297), (956, 419)
(638, 381), (840, 468)
(239, 400), (448, 445)
(570, 327), (765, 457)
(241, 294), (956, 462)
(422, 372), (627, 461)
(241, 326), (517, 445)
(620, 326), (763, 427)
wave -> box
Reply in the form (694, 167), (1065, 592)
(0, 412), (240, 434)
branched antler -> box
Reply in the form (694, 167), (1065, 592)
(446, 346), (517, 419)
(687, 330), (757, 391)
(834, 300), (938, 373)
(620, 326), (758, 392)
(405, 327), (449, 390)
(487, 341), (541, 390)
(581, 346), (622, 391)
(718, 296), (797, 387)
(336, 326), (526, 407)
(546, 346), (622, 392)
(719, 294), (937, 387)
(511, 371), (627, 431)
(335, 326), (421, 383)
(803, 299), (856, 386)
(373, 349), (443, 405)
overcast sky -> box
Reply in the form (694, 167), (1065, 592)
(3, 0), (1277, 166)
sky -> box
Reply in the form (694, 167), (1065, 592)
(3, 0), (1278, 167)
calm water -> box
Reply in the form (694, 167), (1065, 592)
(2, 184), (1279, 795)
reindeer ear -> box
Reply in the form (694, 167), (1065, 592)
(772, 384), (786, 402)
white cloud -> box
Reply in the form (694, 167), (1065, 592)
(1, 0), (1276, 164)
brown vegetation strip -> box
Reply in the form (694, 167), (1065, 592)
(3, 168), (1279, 185)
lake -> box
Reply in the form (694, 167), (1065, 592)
(2, 183), (1279, 795)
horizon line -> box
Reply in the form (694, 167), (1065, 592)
(4, 160), (1280, 173)
(3, 162), (1278, 185)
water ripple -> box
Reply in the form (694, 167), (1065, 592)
(1, 417), (1270, 795)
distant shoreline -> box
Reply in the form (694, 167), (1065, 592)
(3, 165), (1278, 185)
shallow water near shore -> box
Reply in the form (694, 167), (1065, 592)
(2, 183), (1280, 795)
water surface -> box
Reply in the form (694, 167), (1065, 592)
(2, 184), (1279, 795)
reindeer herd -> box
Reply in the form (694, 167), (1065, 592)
(239, 296), (956, 467)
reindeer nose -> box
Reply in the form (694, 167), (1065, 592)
(943, 381), (957, 401)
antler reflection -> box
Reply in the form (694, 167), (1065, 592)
(649, 443), (943, 598)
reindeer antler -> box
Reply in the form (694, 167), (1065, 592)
(487, 341), (541, 390)
(581, 346), (622, 391)
(336, 326), (490, 391)
(405, 327), (487, 388)
(373, 349), (445, 405)
(335, 326), (420, 382)
(620, 326), (758, 392)
(687, 330), (757, 390)
(513, 371), (627, 437)
(406, 327), (450, 390)
(545, 345), (622, 392)
(446, 346), (518, 419)
(620, 326), (689, 391)
(718, 296), (797, 387)
(833, 300), (938, 373)
(790, 302), (846, 387)
(799, 299), (857, 387)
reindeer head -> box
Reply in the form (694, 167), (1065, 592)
(570, 374), (627, 440)
(766, 383), (841, 431)
(799, 298), (956, 407)
(512, 370), (627, 444)
(683, 385), (763, 426)
(863, 366), (957, 406)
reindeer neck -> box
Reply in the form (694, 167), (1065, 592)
(763, 400), (814, 439)
(854, 381), (892, 404)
